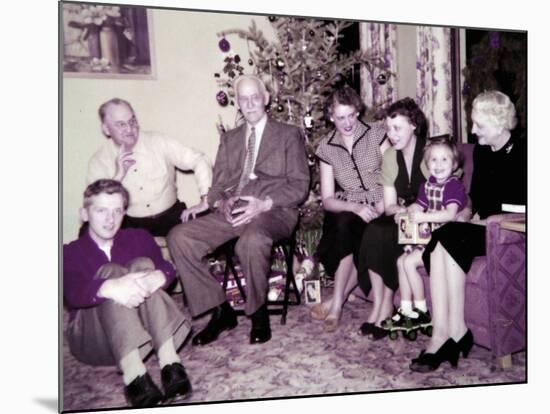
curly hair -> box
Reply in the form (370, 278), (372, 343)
(472, 90), (517, 131)
(83, 179), (130, 210)
(384, 97), (428, 140)
(324, 84), (365, 121)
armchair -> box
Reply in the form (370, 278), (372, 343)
(395, 144), (526, 367)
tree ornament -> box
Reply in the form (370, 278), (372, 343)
(276, 104), (284, 112)
(275, 57), (285, 70)
(248, 58), (254, 66)
(216, 90), (229, 107)
(304, 112), (314, 129)
(218, 37), (230, 53)
(376, 73), (388, 85)
(333, 73), (343, 83)
(309, 30), (315, 37)
(268, 16), (277, 22)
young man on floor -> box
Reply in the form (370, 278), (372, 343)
(63, 179), (192, 408)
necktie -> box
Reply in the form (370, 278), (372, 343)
(236, 127), (256, 194)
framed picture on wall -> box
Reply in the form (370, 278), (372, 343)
(62, 2), (155, 79)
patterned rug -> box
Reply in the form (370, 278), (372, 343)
(62, 290), (526, 412)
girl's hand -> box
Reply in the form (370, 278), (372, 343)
(392, 206), (407, 223)
(409, 210), (425, 223)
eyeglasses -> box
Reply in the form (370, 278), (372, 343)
(237, 94), (264, 107)
(112, 118), (139, 131)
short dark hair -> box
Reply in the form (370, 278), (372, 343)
(324, 84), (365, 121)
(385, 97), (428, 140)
(98, 98), (134, 122)
(423, 135), (463, 172)
(83, 179), (130, 210)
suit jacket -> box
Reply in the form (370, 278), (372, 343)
(207, 117), (310, 212)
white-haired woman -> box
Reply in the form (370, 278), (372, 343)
(410, 90), (527, 372)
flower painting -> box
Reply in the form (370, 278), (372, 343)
(62, 2), (154, 78)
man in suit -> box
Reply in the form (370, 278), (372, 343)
(167, 74), (310, 345)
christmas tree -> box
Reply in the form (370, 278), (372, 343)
(462, 30), (526, 140)
(214, 16), (391, 232)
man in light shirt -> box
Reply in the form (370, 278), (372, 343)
(86, 98), (213, 237)
(168, 74), (310, 345)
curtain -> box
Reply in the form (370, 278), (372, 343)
(416, 26), (453, 137)
(359, 22), (398, 114)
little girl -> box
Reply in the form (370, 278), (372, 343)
(383, 136), (467, 332)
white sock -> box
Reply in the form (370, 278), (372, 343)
(400, 300), (413, 315)
(399, 300), (419, 318)
(157, 337), (181, 369)
(119, 349), (147, 385)
(414, 299), (428, 313)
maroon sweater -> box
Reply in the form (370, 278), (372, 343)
(63, 228), (176, 320)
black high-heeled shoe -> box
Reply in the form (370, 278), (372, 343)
(456, 329), (474, 358)
(409, 338), (460, 373)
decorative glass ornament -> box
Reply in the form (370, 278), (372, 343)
(216, 90), (229, 107)
(304, 113), (314, 129)
(376, 73), (388, 85)
(218, 38), (230, 53)
(275, 57), (285, 69)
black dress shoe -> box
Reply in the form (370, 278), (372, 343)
(409, 338), (460, 373)
(456, 329), (474, 358)
(359, 322), (375, 336)
(370, 325), (389, 340)
(161, 363), (192, 401)
(192, 302), (238, 346)
(250, 304), (271, 344)
(124, 373), (163, 408)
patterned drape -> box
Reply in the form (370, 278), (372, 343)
(416, 26), (453, 136)
(359, 22), (398, 113)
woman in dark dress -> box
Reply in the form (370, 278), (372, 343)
(356, 98), (430, 339)
(410, 91), (527, 372)
(312, 85), (389, 332)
